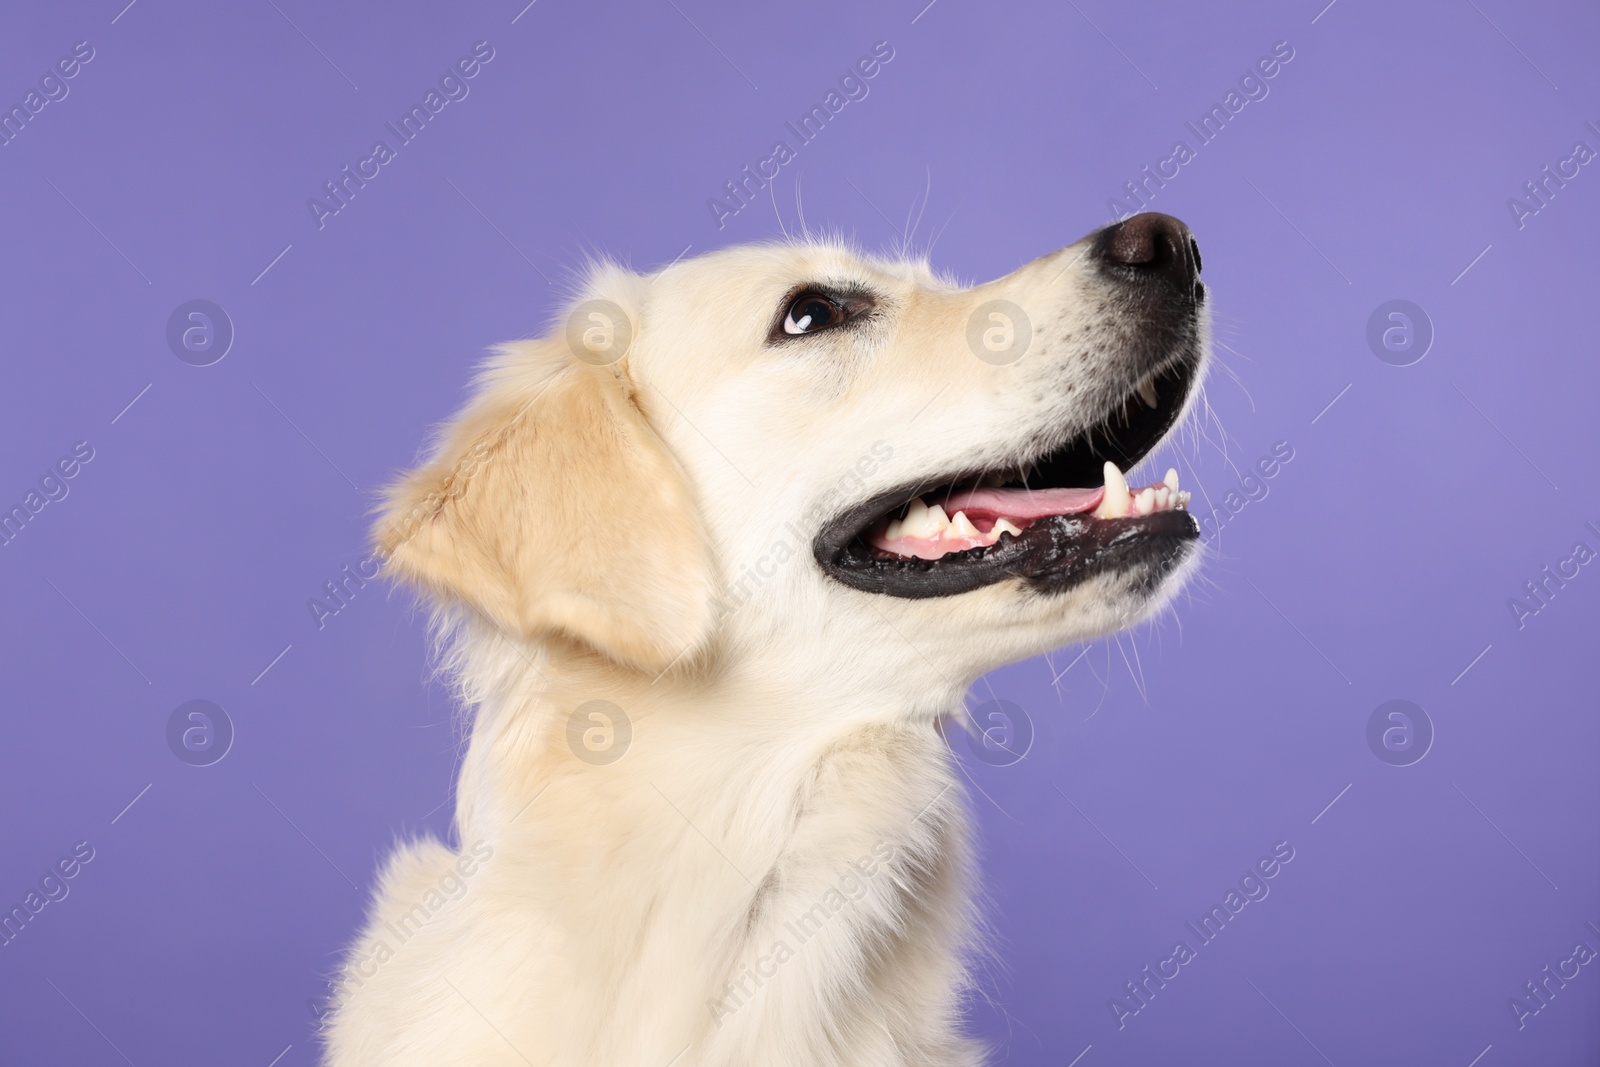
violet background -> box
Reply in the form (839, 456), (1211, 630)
(2, 1), (1597, 1064)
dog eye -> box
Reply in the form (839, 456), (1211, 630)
(782, 293), (846, 335)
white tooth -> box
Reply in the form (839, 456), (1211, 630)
(1164, 468), (1180, 493)
(1095, 461), (1130, 518)
(901, 499), (930, 537)
(1134, 487), (1156, 515)
(950, 510), (980, 537)
(1177, 490), (1190, 508)
(1138, 377), (1159, 408)
(992, 518), (1023, 539)
(926, 504), (951, 535)
(1155, 487), (1170, 509)
(884, 519), (904, 540)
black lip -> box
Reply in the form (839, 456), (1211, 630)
(813, 348), (1203, 599)
(821, 509), (1199, 599)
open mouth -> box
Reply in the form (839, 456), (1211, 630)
(816, 354), (1202, 598)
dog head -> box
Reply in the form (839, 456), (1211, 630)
(376, 213), (1207, 695)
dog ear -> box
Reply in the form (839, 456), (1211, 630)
(374, 339), (717, 674)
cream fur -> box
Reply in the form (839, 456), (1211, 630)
(324, 235), (1206, 1066)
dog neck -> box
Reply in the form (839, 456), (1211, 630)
(439, 622), (982, 1063)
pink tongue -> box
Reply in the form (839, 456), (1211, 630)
(936, 485), (1104, 522)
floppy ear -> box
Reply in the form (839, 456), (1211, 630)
(375, 339), (717, 674)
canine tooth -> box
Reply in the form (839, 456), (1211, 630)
(1138, 377), (1159, 408)
(1095, 461), (1130, 519)
(884, 518), (904, 540)
(1134, 488), (1156, 515)
(950, 510), (980, 537)
(1164, 468), (1180, 493)
(926, 504), (951, 534)
(992, 518), (1023, 538)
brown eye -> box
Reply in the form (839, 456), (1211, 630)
(782, 293), (845, 335)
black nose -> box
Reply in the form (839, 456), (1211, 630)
(1096, 212), (1203, 303)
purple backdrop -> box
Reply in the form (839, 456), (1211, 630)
(2, 1), (1596, 1064)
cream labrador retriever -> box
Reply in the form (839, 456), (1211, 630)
(323, 212), (1207, 1066)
